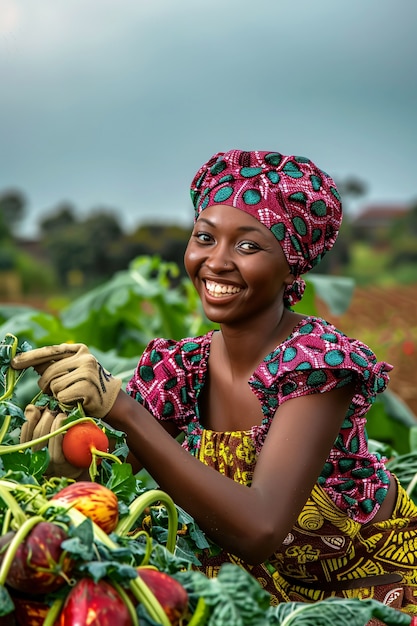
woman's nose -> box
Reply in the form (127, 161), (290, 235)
(205, 245), (232, 272)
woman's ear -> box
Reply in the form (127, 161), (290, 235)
(284, 271), (296, 286)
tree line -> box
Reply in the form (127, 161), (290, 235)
(0, 179), (416, 300)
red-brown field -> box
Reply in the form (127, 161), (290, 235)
(318, 284), (417, 418)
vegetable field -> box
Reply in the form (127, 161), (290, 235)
(0, 259), (417, 625)
(318, 283), (417, 418)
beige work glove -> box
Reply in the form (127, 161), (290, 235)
(12, 343), (122, 418)
(21, 404), (84, 479)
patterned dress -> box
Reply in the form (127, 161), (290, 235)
(127, 316), (417, 618)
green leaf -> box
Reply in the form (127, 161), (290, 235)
(105, 462), (142, 505)
(0, 400), (25, 421)
(387, 451), (417, 501)
(79, 560), (138, 583)
(307, 274), (355, 315)
(266, 597), (411, 625)
(409, 426), (417, 452)
(0, 584), (15, 618)
(366, 390), (417, 454)
(62, 518), (95, 561)
(178, 564), (271, 626)
(0, 311), (67, 346)
(0, 448), (50, 481)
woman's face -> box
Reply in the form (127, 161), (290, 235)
(184, 204), (294, 326)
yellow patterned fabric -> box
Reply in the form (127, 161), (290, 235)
(197, 429), (417, 622)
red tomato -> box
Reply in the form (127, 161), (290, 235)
(62, 422), (109, 468)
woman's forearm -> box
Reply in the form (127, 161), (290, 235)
(106, 390), (290, 563)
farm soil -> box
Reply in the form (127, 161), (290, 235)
(317, 284), (417, 419)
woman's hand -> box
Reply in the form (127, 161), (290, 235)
(12, 343), (122, 418)
(21, 404), (85, 479)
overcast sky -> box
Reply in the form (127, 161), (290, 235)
(1, 0), (416, 237)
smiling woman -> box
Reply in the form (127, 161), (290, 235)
(11, 148), (417, 622)
(184, 204), (293, 328)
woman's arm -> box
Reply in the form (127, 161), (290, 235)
(107, 382), (355, 564)
(11, 343), (355, 563)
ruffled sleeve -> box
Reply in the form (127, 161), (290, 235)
(126, 334), (211, 428)
(252, 318), (392, 416)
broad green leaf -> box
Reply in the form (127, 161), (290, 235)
(366, 390), (417, 455)
(0, 310), (68, 346)
(307, 274), (355, 315)
(409, 426), (417, 452)
(267, 597), (411, 625)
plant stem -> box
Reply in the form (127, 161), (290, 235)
(0, 515), (44, 586)
(0, 416), (96, 455)
(133, 531), (153, 566)
(129, 574), (171, 626)
(43, 598), (65, 626)
(187, 597), (210, 626)
(115, 489), (178, 553)
(0, 483), (28, 527)
(0, 415), (11, 445)
(406, 471), (417, 497)
(112, 581), (140, 626)
(89, 447), (123, 481)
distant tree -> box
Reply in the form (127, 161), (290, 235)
(389, 203), (417, 267)
(0, 189), (26, 239)
(39, 204), (77, 235)
(39, 206), (129, 286)
(82, 210), (125, 277)
(128, 223), (191, 274)
(336, 177), (368, 200)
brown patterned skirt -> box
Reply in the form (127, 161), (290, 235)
(197, 431), (417, 622)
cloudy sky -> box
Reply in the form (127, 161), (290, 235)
(1, 0), (416, 237)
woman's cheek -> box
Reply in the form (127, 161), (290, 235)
(183, 242), (200, 277)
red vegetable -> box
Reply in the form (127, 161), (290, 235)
(137, 567), (188, 625)
(0, 522), (73, 595)
(12, 594), (49, 626)
(56, 578), (132, 626)
(62, 422), (109, 468)
(51, 481), (119, 534)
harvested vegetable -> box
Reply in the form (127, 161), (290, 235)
(62, 422), (109, 468)
(136, 567), (188, 626)
(56, 577), (133, 626)
(51, 482), (119, 534)
(0, 522), (72, 594)
(12, 595), (49, 626)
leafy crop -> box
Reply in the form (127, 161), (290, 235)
(0, 258), (416, 625)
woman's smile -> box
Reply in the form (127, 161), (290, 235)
(205, 280), (242, 298)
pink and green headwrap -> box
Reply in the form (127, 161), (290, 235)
(190, 149), (342, 307)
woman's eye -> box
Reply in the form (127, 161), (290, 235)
(195, 232), (212, 243)
(239, 241), (260, 252)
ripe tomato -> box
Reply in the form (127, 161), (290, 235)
(62, 422), (109, 468)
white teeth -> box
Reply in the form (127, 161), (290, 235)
(205, 280), (241, 298)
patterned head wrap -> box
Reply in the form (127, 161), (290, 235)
(190, 149), (342, 307)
